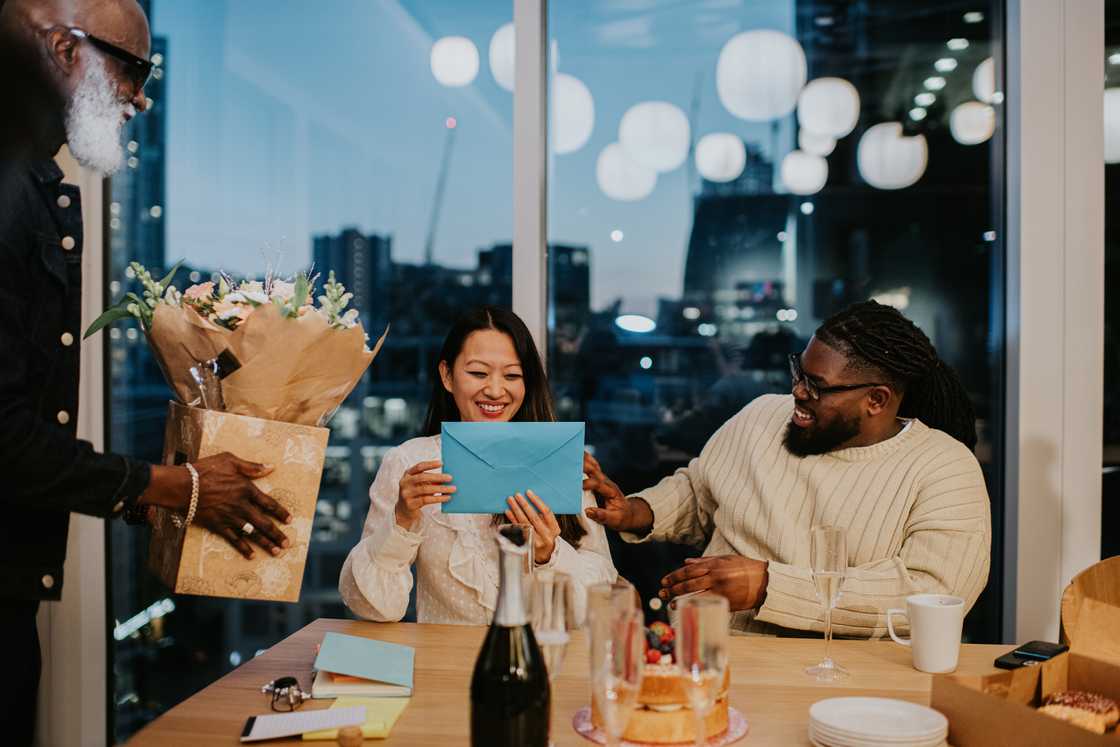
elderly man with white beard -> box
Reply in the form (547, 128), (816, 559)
(0, 2), (294, 740)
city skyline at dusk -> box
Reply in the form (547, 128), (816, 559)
(149, 0), (797, 316)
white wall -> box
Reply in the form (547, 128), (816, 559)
(1005, 0), (1105, 643)
(36, 148), (108, 747)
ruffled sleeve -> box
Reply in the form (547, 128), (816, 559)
(339, 447), (421, 622)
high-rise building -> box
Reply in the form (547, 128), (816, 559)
(312, 228), (392, 328)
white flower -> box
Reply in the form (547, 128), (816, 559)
(224, 290), (267, 305)
(163, 285), (182, 305)
(269, 279), (296, 302)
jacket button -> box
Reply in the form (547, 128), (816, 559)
(61, 332), (74, 347)
(61, 236), (76, 251)
(57, 410), (70, 425)
(42, 575), (55, 590)
(57, 195), (71, 208)
(112, 501), (125, 514)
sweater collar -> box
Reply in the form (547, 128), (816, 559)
(823, 417), (928, 462)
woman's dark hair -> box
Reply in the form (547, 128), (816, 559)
(423, 306), (586, 547)
(816, 301), (978, 451)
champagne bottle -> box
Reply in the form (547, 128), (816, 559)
(470, 525), (551, 747)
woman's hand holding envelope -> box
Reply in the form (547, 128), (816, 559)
(396, 460), (456, 529)
(504, 490), (561, 564)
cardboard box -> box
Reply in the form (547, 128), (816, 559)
(932, 597), (1120, 745)
(149, 402), (329, 602)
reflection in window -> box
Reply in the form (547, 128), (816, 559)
(547, 1), (1005, 641)
(107, 0), (512, 739)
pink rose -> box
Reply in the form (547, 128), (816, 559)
(184, 282), (214, 301)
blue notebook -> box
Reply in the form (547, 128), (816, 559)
(312, 633), (414, 698)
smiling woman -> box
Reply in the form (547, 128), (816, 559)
(337, 306), (617, 625)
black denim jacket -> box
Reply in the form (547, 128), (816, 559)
(0, 157), (151, 601)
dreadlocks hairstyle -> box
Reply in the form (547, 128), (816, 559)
(815, 301), (978, 451)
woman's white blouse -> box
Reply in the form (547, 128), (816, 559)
(339, 435), (618, 625)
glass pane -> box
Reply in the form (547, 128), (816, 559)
(548, 1), (1005, 640)
(107, 0), (512, 739)
(1106, 0), (1119, 561)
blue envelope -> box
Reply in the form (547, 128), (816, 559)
(440, 422), (585, 515)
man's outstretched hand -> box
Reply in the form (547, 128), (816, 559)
(582, 452), (654, 534)
(659, 554), (769, 612)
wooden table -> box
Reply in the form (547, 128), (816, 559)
(128, 619), (1007, 746)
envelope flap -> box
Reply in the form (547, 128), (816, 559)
(442, 422), (584, 469)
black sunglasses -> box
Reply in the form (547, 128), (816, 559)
(788, 353), (885, 401)
(69, 28), (153, 92)
(261, 676), (310, 712)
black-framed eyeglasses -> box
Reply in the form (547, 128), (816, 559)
(788, 353), (885, 401)
(261, 676), (311, 712)
(68, 28), (153, 92)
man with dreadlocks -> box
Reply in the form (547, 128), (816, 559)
(584, 301), (990, 636)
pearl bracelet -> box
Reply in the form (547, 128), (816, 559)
(171, 463), (200, 529)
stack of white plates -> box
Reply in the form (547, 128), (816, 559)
(808, 697), (949, 747)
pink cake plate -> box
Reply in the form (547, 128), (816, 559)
(571, 706), (749, 746)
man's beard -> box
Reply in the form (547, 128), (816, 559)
(783, 411), (861, 457)
(65, 59), (134, 176)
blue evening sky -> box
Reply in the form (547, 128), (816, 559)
(151, 0), (795, 315)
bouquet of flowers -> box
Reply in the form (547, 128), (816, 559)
(85, 261), (386, 426)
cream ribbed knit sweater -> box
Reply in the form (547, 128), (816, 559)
(626, 394), (991, 637)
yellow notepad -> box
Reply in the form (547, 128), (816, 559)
(301, 697), (410, 741)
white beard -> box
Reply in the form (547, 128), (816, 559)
(65, 58), (135, 176)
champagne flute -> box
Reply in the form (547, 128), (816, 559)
(585, 578), (640, 628)
(527, 570), (575, 680)
(673, 594), (729, 747)
(805, 525), (850, 681)
(589, 605), (645, 747)
(527, 571), (575, 747)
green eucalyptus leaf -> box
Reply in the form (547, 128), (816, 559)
(292, 273), (310, 310)
(159, 259), (184, 288)
(83, 305), (132, 339)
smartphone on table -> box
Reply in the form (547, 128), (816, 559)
(993, 640), (1068, 669)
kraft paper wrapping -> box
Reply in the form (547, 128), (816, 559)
(142, 298), (385, 600)
(146, 302), (386, 426)
(150, 402), (329, 602)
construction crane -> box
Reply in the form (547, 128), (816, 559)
(423, 116), (458, 266)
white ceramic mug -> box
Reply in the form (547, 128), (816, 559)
(886, 594), (965, 673)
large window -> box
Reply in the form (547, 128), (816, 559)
(107, 0), (513, 739)
(108, 0), (1009, 739)
(545, 0), (1006, 642)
